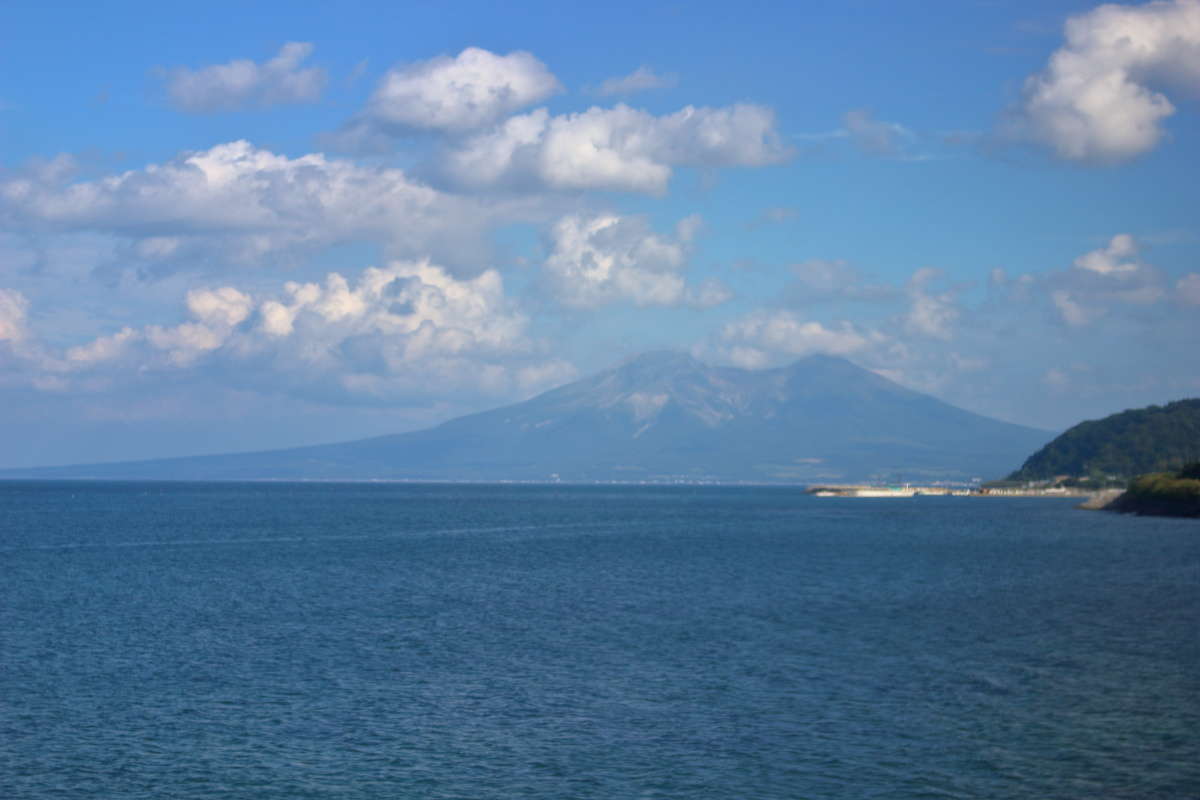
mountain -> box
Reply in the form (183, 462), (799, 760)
(1009, 398), (1200, 481)
(1, 352), (1050, 484)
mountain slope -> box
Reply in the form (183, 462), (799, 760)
(2, 352), (1051, 483)
(1009, 398), (1200, 481)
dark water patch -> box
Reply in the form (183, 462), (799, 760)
(1, 482), (1198, 798)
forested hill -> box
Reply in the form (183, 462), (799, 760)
(1106, 463), (1200, 518)
(1009, 399), (1200, 481)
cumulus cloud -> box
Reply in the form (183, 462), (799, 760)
(701, 309), (875, 369)
(541, 213), (722, 308)
(0, 140), (512, 275)
(0, 288), (28, 341)
(164, 43), (327, 112)
(596, 66), (678, 96)
(1007, 0), (1200, 163)
(336, 47), (561, 148)
(443, 102), (791, 194)
(39, 261), (573, 404)
(186, 286), (253, 327)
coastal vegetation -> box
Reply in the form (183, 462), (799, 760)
(1009, 399), (1200, 482)
(1106, 463), (1200, 518)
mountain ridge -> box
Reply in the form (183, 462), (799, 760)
(1, 353), (1051, 484)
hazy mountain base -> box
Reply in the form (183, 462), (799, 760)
(0, 353), (1051, 484)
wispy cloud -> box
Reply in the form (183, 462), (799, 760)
(794, 111), (940, 161)
(744, 206), (797, 230)
(162, 43), (327, 112)
(595, 66), (678, 96)
(843, 109), (911, 157)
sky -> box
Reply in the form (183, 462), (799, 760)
(1, 0), (1199, 468)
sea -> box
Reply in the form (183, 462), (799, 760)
(1, 481), (1197, 799)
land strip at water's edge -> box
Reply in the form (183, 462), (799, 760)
(804, 484), (1092, 499)
(1076, 489), (1124, 510)
(1096, 465), (1200, 518)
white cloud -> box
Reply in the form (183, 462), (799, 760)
(130, 287), (255, 367)
(186, 287), (253, 327)
(146, 320), (228, 366)
(702, 309), (875, 369)
(0, 140), (511, 275)
(903, 268), (960, 339)
(542, 213), (719, 308)
(1176, 272), (1200, 304)
(1008, 0), (1200, 162)
(1074, 233), (1140, 274)
(344, 47), (561, 142)
(0, 288), (28, 341)
(443, 102), (791, 194)
(164, 43), (327, 112)
(47, 260), (573, 404)
(596, 66), (678, 96)
(65, 327), (140, 366)
(249, 262), (532, 358)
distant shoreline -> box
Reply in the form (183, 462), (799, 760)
(805, 484), (1091, 498)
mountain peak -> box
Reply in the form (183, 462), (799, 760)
(617, 350), (701, 371)
(782, 353), (862, 372)
(603, 350), (705, 388)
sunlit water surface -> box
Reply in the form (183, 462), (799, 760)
(2, 482), (1197, 799)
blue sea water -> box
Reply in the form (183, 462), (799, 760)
(1, 482), (1197, 799)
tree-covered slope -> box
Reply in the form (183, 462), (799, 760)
(1010, 399), (1200, 481)
(1106, 463), (1200, 518)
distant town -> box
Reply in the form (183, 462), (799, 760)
(805, 483), (1092, 498)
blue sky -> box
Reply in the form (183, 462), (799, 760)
(1, 0), (1198, 468)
